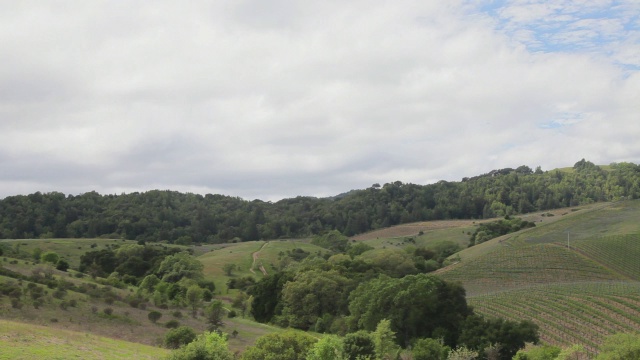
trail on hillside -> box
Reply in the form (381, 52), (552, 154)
(250, 242), (269, 276)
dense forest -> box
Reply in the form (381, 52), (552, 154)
(0, 160), (638, 242)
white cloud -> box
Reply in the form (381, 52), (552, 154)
(0, 0), (638, 200)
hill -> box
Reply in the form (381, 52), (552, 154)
(0, 160), (638, 242)
(0, 319), (169, 360)
(436, 200), (640, 355)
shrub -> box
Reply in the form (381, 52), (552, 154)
(164, 326), (196, 349)
(172, 311), (183, 318)
(165, 319), (180, 329)
(166, 332), (233, 360)
(148, 310), (162, 323)
(103, 307), (113, 315)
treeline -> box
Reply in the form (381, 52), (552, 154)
(0, 160), (638, 242)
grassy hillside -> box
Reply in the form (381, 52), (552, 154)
(436, 200), (640, 355)
(197, 239), (328, 292)
(0, 319), (169, 360)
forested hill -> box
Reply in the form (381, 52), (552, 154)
(1, 160), (638, 242)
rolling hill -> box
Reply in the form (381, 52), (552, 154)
(435, 200), (640, 356)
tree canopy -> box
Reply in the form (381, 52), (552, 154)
(0, 160), (638, 241)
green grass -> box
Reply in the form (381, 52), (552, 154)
(0, 319), (169, 359)
(198, 239), (328, 293)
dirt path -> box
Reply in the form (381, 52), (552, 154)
(250, 242), (269, 276)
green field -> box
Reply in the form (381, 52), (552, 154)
(197, 239), (328, 293)
(0, 319), (169, 360)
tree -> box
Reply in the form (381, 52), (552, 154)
(55, 258), (70, 272)
(241, 330), (317, 360)
(311, 230), (350, 253)
(249, 271), (293, 323)
(186, 285), (203, 317)
(412, 338), (450, 360)
(166, 331), (233, 360)
(513, 344), (561, 360)
(281, 269), (352, 330)
(223, 263), (236, 276)
(457, 315), (539, 359)
(372, 319), (400, 359)
(307, 335), (346, 360)
(164, 326), (197, 349)
(40, 251), (60, 265)
(148, 310), (162, 324)
(348, 274), (471, 346)
(447, 346), (478, 360)
(156, 252), (204, 283)
(204, 300), (226, 331)
(232, 292), (249, 318)
(343, 331), (375, 360)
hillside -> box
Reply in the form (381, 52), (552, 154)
(0, 319), (169, 360)
(0, 160), (638, 243)
(436, 200), (640, 355)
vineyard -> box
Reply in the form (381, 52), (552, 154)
(469, 281), (640, 356)
(438, 243), (623, 295)
(435, 200), (640, 355)
(572, 234), (640, 280)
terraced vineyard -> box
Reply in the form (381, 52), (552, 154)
(469, 282), (640, 356)
(438, 243), (623, 295)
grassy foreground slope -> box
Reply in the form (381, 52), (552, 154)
(0, 319), (169, 360)
(437, 200), (640, 354)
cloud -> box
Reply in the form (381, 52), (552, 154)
(0, 1), (638, 200)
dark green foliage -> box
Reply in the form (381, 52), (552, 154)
(412, 338), (450, 360)
(348, 274), (471, 346)
(226, 276), (256, 291)
(457, 314), (539, 360)
(165, 319), (180, 329)
(469, 217), (536, 247)
(148, 310), (162, 323)
(343, 331), (376, 360)
(249, 271), (293, 323)
(311, 230), (349, 253)
(40, 251), (59, 264)
(164, 326), (197, 349)
(241, 330), (317, 360)
(55, 258), (70, 272)
(0, 160), (635, 241)
(346, 242), (374, 258)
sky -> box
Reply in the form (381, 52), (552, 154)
(1, 1), (639, 201)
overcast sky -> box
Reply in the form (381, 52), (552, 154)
(1, 1), (639, 201)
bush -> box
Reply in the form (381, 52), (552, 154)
(172, 311), (183, 318)
(165, 319), (180, 329)
(166, 332), (233, 360)
(103, 307), (113, 315)
(56, 259), (70, 272)
(164, 326), (196, 349)
(148, 310), (162, 323)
